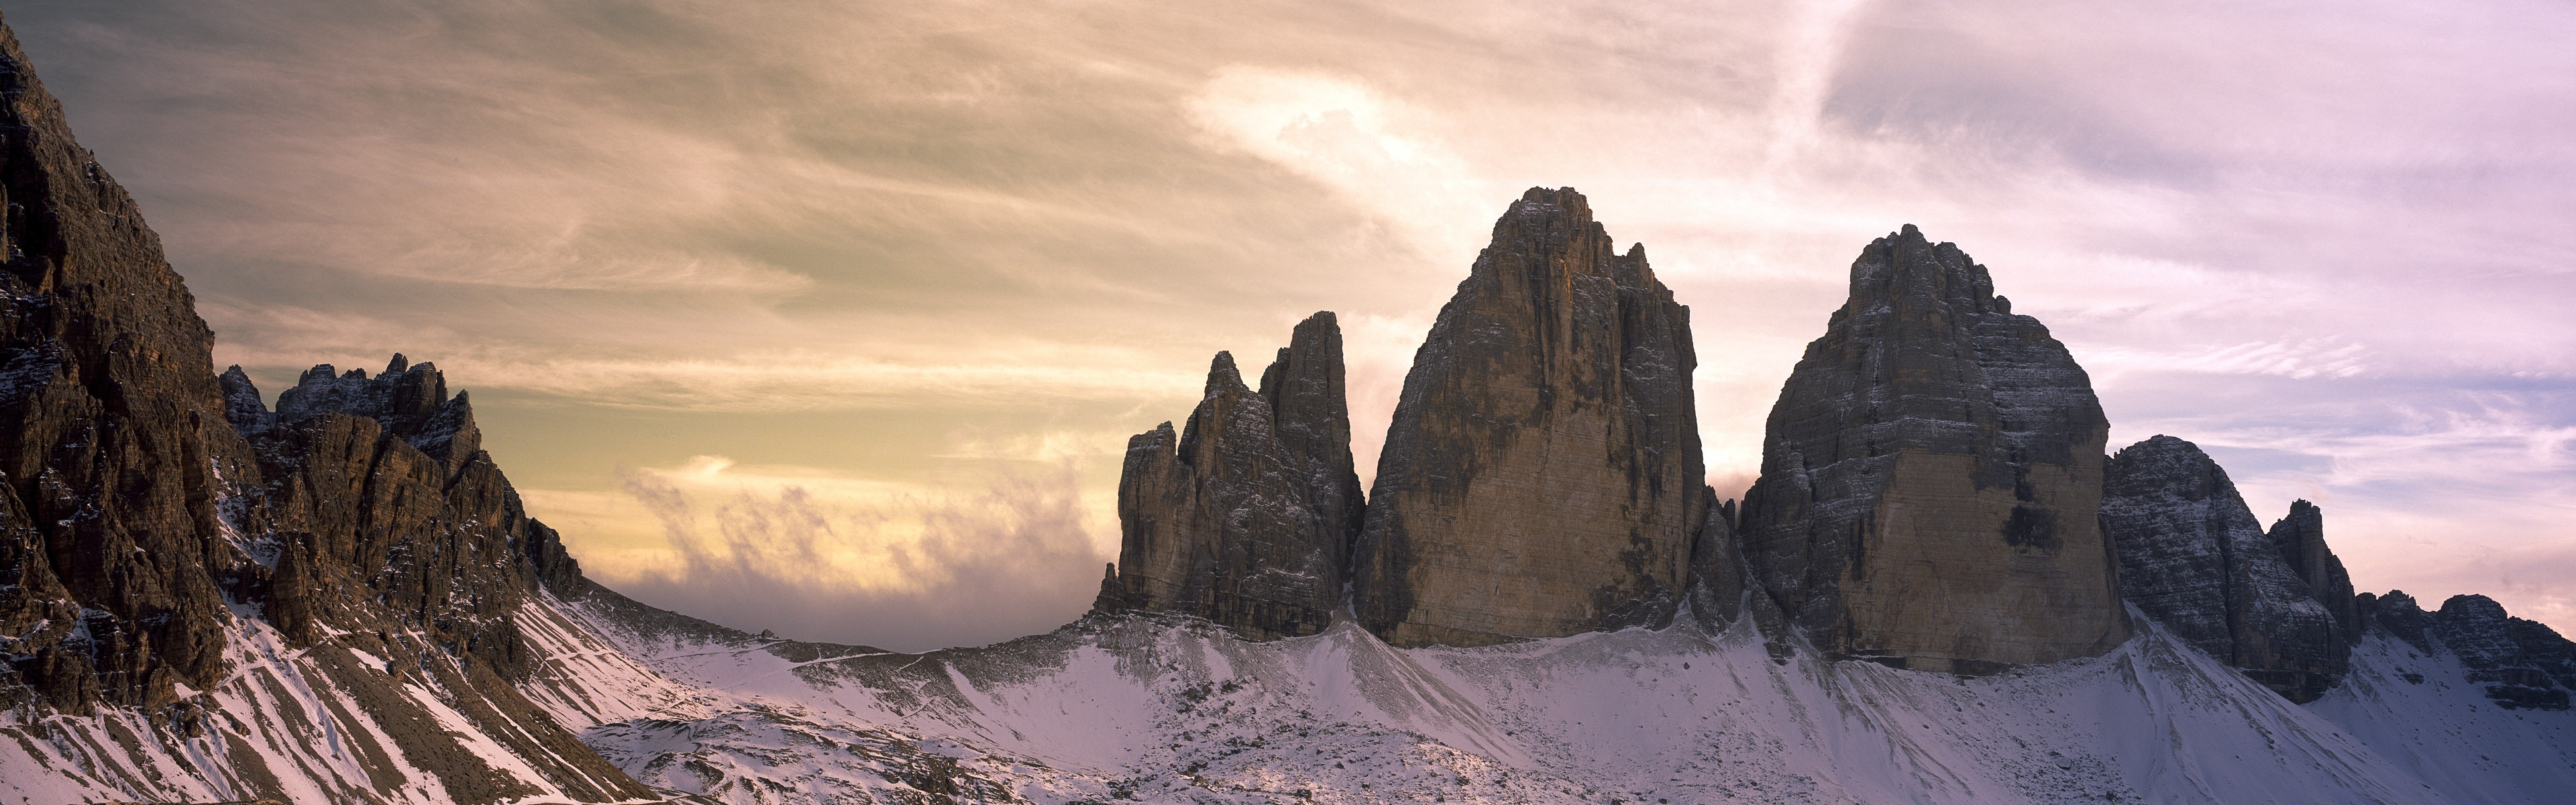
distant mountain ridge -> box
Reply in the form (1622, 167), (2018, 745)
(2, 11), (2571, 802)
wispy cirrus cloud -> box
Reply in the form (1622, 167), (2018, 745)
(12, 0), (2575, 637)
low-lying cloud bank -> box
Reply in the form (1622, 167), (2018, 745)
(569, 458), (1104, 652)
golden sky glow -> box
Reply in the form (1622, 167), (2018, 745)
(11, 0), (2574, 650)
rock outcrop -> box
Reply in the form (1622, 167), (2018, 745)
(2362, 591), (2576, 710)
(2430, 594), (2576, 710)
(2269, 499), (2360, 643)
(2102, 435), (2346, 701)
(1350, 188), (1705, 647)
(1736, 225), (2128, 674)
(1094, 313), (1360, 639)
(0, 15), (643, 802)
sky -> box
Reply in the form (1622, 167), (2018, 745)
(7, 0), (2571, 652)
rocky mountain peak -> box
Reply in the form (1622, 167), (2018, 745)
(2103, 434), (2347, 701)
(1736, 224), (2127, 674)
(2421, 594), (2576, 710)
(1350, 186), (1705, 647)
(0, 17), (641, 798)
(2269, 498), (2360, 644)
(1096, 313), (1359, 639)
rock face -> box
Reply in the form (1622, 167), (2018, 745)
(2428, 594), (2576, 710)
(1094, 313), (1360, 639)
(1350, 188), (1705, 647)
(1736, 225), (2128, 674)
(0, 17), (640, 802)
(2268, 499), (2360, 643)
(2102, 435), (2346, 701)
(2361, 590), (2576, 711)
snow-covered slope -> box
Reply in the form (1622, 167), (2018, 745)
(0, 604), (653, 805)
(545, 596), (2576, 804)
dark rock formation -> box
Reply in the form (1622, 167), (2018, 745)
(0, 15), (644, 801)
(2268, 500), (2360, 644)
(2430, 594), (2576, 710)
(1350, 188), (1705, 647)
(2358, 590), (2434, 651)
(1094, 313), (1360, 639)
(1736, 225), (2127, 674)
(2102, 435), (2345, 701)
(0, 18), (264, 712)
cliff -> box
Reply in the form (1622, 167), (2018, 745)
(1735, 225), (2128, 673)
(1094, 313), (1361, 639)
(2102, 435), (2347, 701)
(1350, 187), (1706, 647)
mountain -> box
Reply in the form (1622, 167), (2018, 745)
(2102, 434), (2347, 701)
(0, 15), (645, 801)
(1737, 225), (2128, 674)
(1092, 313), (1360, 639)
(2, 17), (2571, 802)
(1352, 189), (1707, 647)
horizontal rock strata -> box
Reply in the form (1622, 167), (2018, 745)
(1737, 225), (2128, 674)
(2102, 435), (2345, 701)
(1350, 187), (1705, 647)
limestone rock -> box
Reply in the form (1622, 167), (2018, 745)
(1095, 313), (1359, 639)
(2102, 435), (2345, 701)
(2267, 500), (2360, 643)
(2431, 594), (2576, 710)
(2359, 590), (2434, 651)
(0, 19), (262, 710)
(0, 16), (645, 799)
(1737, 225), (2127, 674)
(1259, 313), (1365, 547)
(1350, 187), (1705, 647)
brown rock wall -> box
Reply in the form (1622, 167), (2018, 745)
(1350, 187), (1705, 647)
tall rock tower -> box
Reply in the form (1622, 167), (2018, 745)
(1094, 313), (1362, 639)
(1351, 187), (1706, 647)
(1737, 225), (2127, 673)
(2269, 500), (2361, 644)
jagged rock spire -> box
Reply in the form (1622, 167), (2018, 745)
(2269, 499), (2361, 644)
(2103, 435), (2345, 701)
(1095, 313), (1359, 639)
(1350, 187), (1705, 647)
(1737, 224), (2127, 674)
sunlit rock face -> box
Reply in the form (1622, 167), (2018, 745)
(2103, 435), (2346, 702)
(1095, 313), (1361, 639)
(1350, 187), (1706, 647)
(1737, 225), (2129, 674)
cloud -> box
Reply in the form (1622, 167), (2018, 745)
(567, 456), (1107, 652)
(12, 0), (2576, 637)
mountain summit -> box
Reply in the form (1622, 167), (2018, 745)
(1739, 225), (2129, 674)
(1353, 188), (1708, 647)
(1, 17), (2571, 800)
